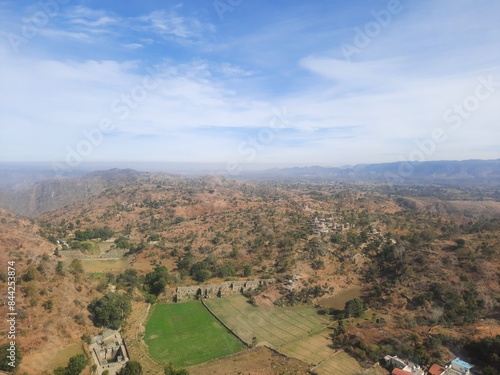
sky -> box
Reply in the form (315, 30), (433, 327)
(0, 0), (499, 174)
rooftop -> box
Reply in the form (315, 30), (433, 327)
(428, 364), (445, 375)
(392, 369), (412, 375)
(452, 358), (473, 369)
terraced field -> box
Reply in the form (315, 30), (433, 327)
(206, 295), (365, 375)
(205, 295), (330, 347)
(312, 350), (364, 375)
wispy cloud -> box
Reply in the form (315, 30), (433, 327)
(0, 0), (498, 166)
(138, 9), (215, 41)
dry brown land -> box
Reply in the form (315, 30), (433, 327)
(188, 346), (311, 375)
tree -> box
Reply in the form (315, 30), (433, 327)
(69, 259), (84, 278)
(164, 363), (190, 375)
(0, 343), (22, 372)
(22, 265), (39, 282)
(144, 266), (170, 296)
(192, 268), (211, 283)
(88, 293), (131, 329)
(117, 361), (142, 375)
(243, 264), (252, 277)
(65, 354), (88, 375)
(56, 261), (65, 275)
(344, 298), (365, 318)
(117, 269), (138, 290)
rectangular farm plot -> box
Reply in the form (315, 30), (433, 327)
(312, 350), (363, 375)
(204, 295), (330, 348)
(279, 332), (335, 365)
(144, 301), (245, 367)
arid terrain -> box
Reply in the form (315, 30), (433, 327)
(0, 168), (499, 374)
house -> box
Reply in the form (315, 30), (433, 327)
(428, 364), (445, 375)
(384, 355), (424, 375)
(444, 358), (473, 375)
(392, 369), (412, 375)
(384, 355), (407, 369)
(428, 358), (473, 375)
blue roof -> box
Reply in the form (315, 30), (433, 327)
(452, 358), (473, 369)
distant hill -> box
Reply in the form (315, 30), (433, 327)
(0, 168), (144, 217)
(243, 159), (500, 184)
(0, 159), (498, 217)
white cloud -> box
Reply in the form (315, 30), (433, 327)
(69, 16), (117, 27)
(138, 10), (215, 40)
(123, 43), (143, 50)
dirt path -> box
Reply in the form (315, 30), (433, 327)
(123, 301), (164, 375)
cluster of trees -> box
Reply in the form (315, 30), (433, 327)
(412, 283), (484, 326)
(463, 335), (500, 375)
(177, 253), (239, 282)
(87, 293), (132, 329)
(0, 343), (22, 372)
(53, 354), (88, 375)
(164, 363), (190, 375)
(144, 266), (170, 297)
(327, 298), (366, 320)
(111, 266), (171, 301)
(74, 226), (114, 241)
(274, 285), (326, 306)
(116, 361), (143, 375)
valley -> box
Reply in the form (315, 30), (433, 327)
(0, 166), (498, 374)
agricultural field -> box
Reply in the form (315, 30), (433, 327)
(311, 350), (364, 375)
(144, 301), (245, 367)
(19, 343), (85, 375)
(204, 295), (339, 364)
(80, 258), (128, 273)
(206, 295), (367, 375)
(205, 295), (330, 347)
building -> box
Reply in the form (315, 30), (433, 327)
(384, 355), (425, 375)
(428, 358), (473, 375)
(392, 369), (412, 375)
(89, 329), (129, 375)
(444, 358), (473, 375)
(428, 364), (445, 375)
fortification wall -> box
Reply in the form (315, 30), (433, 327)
(176, 279), (275, 302)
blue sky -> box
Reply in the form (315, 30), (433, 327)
(0, 0), (499, 173)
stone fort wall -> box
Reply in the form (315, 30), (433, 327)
(176, 279), (275, 302)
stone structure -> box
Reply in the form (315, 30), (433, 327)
(176, 279), (275, 302)
(89, 329), (129, 375)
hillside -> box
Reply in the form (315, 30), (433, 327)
(244, 159), (500, 186)
(1, 171), (499, 374)
(0, 169), (145, 217)
(0, 209), (102, 375)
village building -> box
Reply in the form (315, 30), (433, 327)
(89, 329), (129, 375)
(384, 355), (424, 375)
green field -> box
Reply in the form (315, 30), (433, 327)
(144, 301), (245, 366)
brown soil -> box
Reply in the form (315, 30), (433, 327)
(122, 300), (165, 375)
(188, 346), (311, 375)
